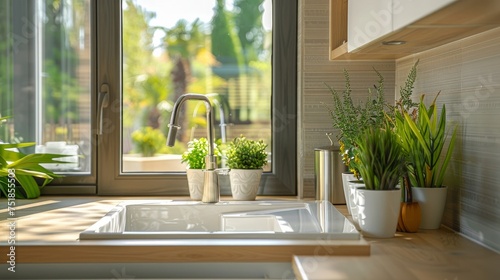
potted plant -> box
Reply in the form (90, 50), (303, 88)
(0, 117), (65, 199)
(124, 126), (185, 171)
(181, 137), (221, 200)
(226, 135), (268, 200)
(324, 61), (420, 218)
(396, 93), (457, 229)
(390, 62), (422, 233)
(324, 68), (387, 216)
(354, 124), (405, 238)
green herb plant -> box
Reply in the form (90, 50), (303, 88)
(226, 136), (268, 169)
(181, 137), (221, 169)
(324, 68), (389, 178)
(324, 61), (420, 179)
(355, 125), (405, 190)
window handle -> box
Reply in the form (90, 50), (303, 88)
(97, 83), (110, 135)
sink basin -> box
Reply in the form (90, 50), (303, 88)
(79, 200), (359, 240)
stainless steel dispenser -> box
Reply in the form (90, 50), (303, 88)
(314, 145), (346, 204)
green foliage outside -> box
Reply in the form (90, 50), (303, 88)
(42, 0), (86, 141)
(0, 2), (12, 142)
(211, 0), (245, 78)
(234, 0), (265, 64)
(131, 126), (167, 157)
(0, 1), (85, 143)
(123, 0), (160, 131)
(122, 0), (271, 152)
(226, 135), (267, 169)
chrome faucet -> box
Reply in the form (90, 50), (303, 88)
(191, 93), (228, 166)
(166, 93), (219, 203)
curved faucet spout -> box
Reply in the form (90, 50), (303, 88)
(167, 93), (220, 203)
(166, 93), (216, 171)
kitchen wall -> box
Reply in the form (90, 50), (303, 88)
(298, 0), (395, 198)
(395, 28), (500, 252)
(298, 0), (500, 252)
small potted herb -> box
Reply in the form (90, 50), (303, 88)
(181, 137), (221, 200)
(226, 135), (268, 200)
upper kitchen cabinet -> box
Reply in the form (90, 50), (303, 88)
(329, 0), (500, 60)
(347, 0), (393, 53)
(393, 0), (455, 31)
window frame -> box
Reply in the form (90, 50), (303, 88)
(4, 0), (97, 195)
(95, 0), (298, 196)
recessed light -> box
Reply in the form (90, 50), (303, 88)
(382, 40), (407, 45)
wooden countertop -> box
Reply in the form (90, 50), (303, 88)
(1, 196), (499, 279)
(293, 208), (500, 280)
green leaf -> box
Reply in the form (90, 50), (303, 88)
(8, 153), (68, 170)
(14, 174), (40, 199)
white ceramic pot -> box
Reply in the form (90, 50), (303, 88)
(356, 188), (401, 238)
(411, 186), (448, 229)
(348, 180), (364, 227)
(341, 172), (357, 215)
(229, 169), (263, 200)
(186, 169), (204, 200)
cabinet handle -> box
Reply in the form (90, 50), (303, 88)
(97, 83), (110, 135)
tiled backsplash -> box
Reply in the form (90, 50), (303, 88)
(298, 0), (395, 198)
(395, 28), (500, 252)
(299, 0), (499, 252)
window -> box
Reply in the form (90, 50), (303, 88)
(0, 0), (95, 193)
(121, 0), (274, 173)
(1, 0), (297, 196)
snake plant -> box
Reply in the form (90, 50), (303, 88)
(395, 94), (457, 188)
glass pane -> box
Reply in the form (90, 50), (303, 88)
(121, 0), (272, 173)
(0, 0), (92, 174)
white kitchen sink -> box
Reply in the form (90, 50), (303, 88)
(79, 200), (359, 240)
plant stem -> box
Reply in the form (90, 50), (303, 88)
(403, 172), (412, 202)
